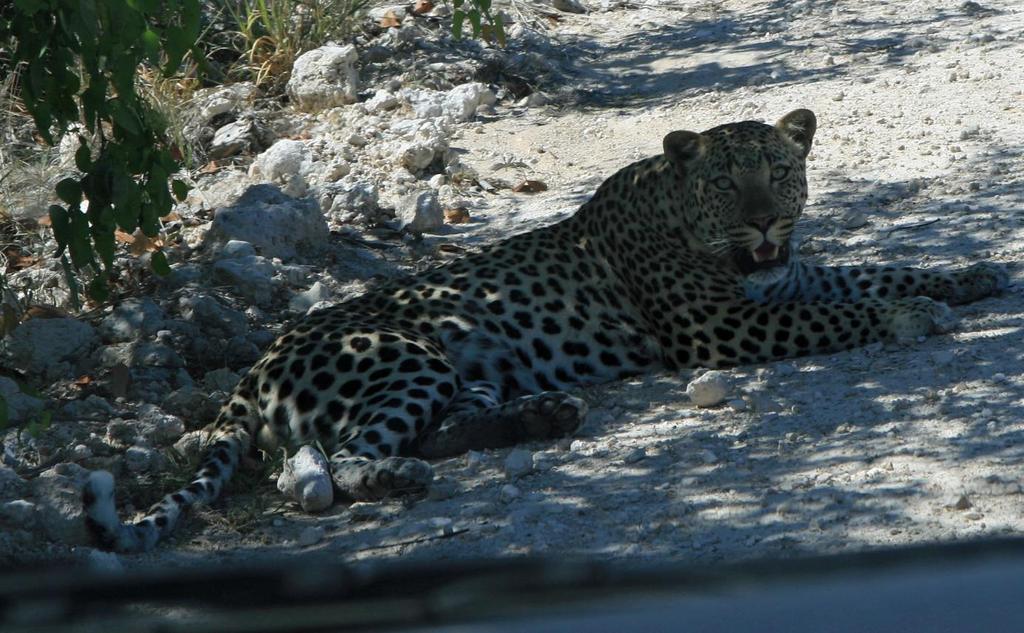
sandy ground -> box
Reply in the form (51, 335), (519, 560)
(12, 0), (1024, 569)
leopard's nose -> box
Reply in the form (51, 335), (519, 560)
(748, 217), (775, 233)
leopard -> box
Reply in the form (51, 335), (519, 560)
(83, 109), (1008, 552)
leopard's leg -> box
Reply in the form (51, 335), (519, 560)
(325, 387), (440, 501)
(760, 261), (1008, 305)
(665, 296), (958, 368)
(416, 381), (587, 458)
(329, 448), (434, 502)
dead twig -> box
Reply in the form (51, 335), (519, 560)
(885, 218), (940, 239)
(354, 526), (470, 553)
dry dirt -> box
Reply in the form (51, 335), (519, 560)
(19, 0), (1024, 570)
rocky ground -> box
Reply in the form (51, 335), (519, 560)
(1, 0), (1022, 571)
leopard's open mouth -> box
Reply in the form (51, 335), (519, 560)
(735, 242), (790, 276)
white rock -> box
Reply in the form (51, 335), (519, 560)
(193, 83), (256, 122)
(99, 298), (166, 343)
(686, 371), (730, 407)
(398, 142), (437, 171)
(428, 174), (446, 189)
(138, 405), (187, 444)
(248, 140), (312, 196)
(2, 318), (96, 381)
(221, 240), (257, 259)
(427, 478), (459, 501)
(726, 398), (748, 412)
(29, 463), (92, 545)
(85, 548), (124, 572)
(499, 484), (521, 503)
(70, 444), (93, 461)
(124, 446), (155, 473)
(206, 185), (328, 261)
(277, 445), (334, 512)
(0, 377), (45, 424)
(209, 118), (256, 159)
(504, 449), (535, 479)
(396, 190), (444, 234)
(173, 430), (208, 461)
(324, 181), (382, 224)
(286, 45), (359, 112)
(623, 447), (646, 464)
(443, 83), (496, 121)
(289, 281), (333, 313)
(297, 525), (326, 546)
(0, 499), (37, 528)
(211, 255), (277, 304)
(0, 467), (27, 498)
(365, 89), (399, 113)
(465, 450), (486, 469)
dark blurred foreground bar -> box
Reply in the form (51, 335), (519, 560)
(2, 537), (1023, 632)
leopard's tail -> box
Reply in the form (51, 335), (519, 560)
(83, 424), (251, 553)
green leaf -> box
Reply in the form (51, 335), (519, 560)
(87, 277), (109, 302)
(56, 178), (82, 205)
(109, 100), (141, 136)
(453, 0), (464, 7)
(163, 26), (191, 74)
(493, 13), (506, 47)
(452, 9), (465, 39)
(150, 250), (171, 276)
(141, 28), (161, 65)
(479, 0), (491, 12)
(0, 394), (9, 430)
(468, 9), (482, 37)
(48, 204), (70, 249)
(171, 179), (190, 202)
(74, 140), (92, 171)
(14, 0), (46, 14)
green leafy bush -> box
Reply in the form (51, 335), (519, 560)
(452, 0), (506, 47)
(6, 0), (197, 302)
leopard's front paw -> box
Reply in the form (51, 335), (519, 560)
(886, 296), (958, 342)
(952, 262), (1009, 304)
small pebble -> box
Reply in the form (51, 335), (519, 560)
(686, 371), (730, 407)
(499, 484), (521, 503)
(86, 548), (123, 573)
(953, 494), (973, 510)
(726, 398), (748, 412)
(466, 450), (486, 469)
(698, 449), (718, 464)
(0, 499), (36, 528)
(298, 525), (325, 546)
(623, 447), (646, 464)
(124, 446), (154, 473)
(504, 449), (535, 479)
(70, 444), (93, 461)
(427, 478), (459, 501)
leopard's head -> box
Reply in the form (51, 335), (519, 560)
(663, 109), (816, 275)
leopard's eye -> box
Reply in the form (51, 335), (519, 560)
(770, 165), (791, 181)
(710, 176), (735, 191)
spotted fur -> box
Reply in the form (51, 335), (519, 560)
(84, 109), (1008, 551)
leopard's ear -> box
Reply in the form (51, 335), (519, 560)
(775, 109), (817, 158)
(663, 131), (705, 167)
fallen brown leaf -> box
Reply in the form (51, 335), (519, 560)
(444, 207), (471, 224)
(379, 10), (402, 27)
